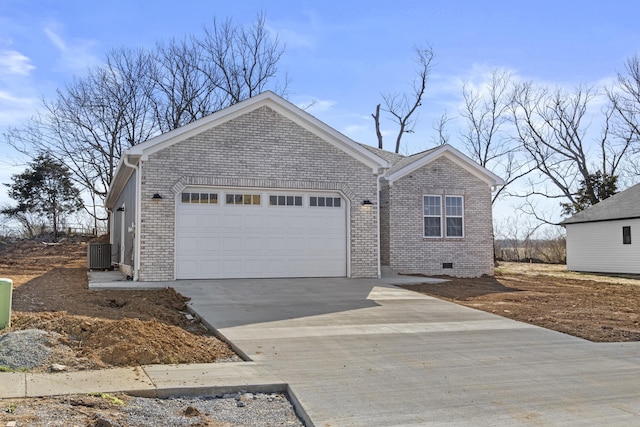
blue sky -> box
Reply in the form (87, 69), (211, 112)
(1, 0), (639, 227)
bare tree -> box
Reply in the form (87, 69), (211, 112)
(4, 13), (288, 226)
(459, 70), (534, 203)
(372, 45), (434, 153)
(608, 54), (640, 176)
(197, 12), (288, 106)
(510, 82), (634, 213)
(149, 38), (217, 133)
(433, 111), (452, 146)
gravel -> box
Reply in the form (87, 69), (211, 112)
(0, 329), (306, 426)
(0, 329), (61, 369)
(2, 392), (305, 426)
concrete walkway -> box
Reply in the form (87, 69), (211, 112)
(0, 362), (286, 399)
(172, 277), (640, 426)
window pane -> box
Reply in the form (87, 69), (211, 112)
(286, 195), (294, 206)
(181, 193), (190, 203)
(623, 226), (632, 244)
(424, 217), (441, 237)
(191, 193), (200, 203)
(200, 193), (209, 203)
(446, 196), (463, 216)
(295, 196), (302, 206)
(446, 217), (463, 237)
(253, 195), (261, 205)
(310, 197), (317, 207)
(270, 195), (277, 206)
(326, 197), (333, 207)
(278, 195), (285, 205)
(424, 196), (441, 216)
(334, 198), (341, 207)
(226, 194), (234, 204)
(318, 197), (325, 207)
(210, 194), (218, 204)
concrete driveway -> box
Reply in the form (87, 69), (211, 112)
(172, 277), (640, 426)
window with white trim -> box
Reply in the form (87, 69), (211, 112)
(269, 195), (303, 206)
(181, 192), (218, 204)
(423, 195), (464, 238)
(423, 195), (442, 237)
(445, 196), (464, 237)
(309, 196), (341, 207)
(225, 193), (261, 205)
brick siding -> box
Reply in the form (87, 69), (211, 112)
(137, 106), (378, 281)
(386, 156), (494, 277)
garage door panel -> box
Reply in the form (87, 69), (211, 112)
(223, 237), (243, 252)
(267, 238), (286, 251)
(244, 237), (264, 252)
(176, 189), (346, 279)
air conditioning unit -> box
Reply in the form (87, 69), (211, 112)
(87, 243), (112, 270)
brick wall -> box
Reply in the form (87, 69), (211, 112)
(388, 156), (495, 277)
(137, 106), (379, 281)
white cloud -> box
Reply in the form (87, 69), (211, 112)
(43, 22), (101, 72)
(294, 96), (336, 114)
(0, 90), (38, 126)
(0, 50), (35, 76)
(267, 24), (314, 50)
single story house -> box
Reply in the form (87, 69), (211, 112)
(105, 91), (503, 281)
(560, 182), (640, 274)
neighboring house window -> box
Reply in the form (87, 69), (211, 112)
(623, 226), (632, 244)
(225, 194), (261, 205)
(445, 196), (464, 238)
(181, 192), (218, 204)
(423, 195), (464, 238)
(270, 195), (303, 206)
(423, 195), (442, 237)
(310, 196), (341, 207)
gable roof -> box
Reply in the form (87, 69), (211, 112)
(126, 91), (390, 170)
(559, 182), (640, 225)
(106, 91), (391, 207)
(384, 144), (505, 187)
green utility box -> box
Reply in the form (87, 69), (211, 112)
(0, 278), (13, 329)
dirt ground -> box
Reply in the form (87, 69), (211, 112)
(0, 238), (237, 372)
(2, 240), (640, 425)
(400, 263), (640, 342)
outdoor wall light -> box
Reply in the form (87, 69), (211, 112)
(152, 193), (163, 199)
(116, 207), (125, 212)
(362, 199), (373, 205)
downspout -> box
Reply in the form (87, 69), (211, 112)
(376, 171), (384, 279)
(123, 155), (141, 281)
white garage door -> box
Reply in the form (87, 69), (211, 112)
(175, 188), (347, 279)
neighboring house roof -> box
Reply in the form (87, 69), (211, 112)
(385, 144), (505, 187)
(559, 182), (640, 225)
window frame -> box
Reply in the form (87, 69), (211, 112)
(225, 193), (261, 206)
(422, 194), (465, 239)
(423, 195), (443, 238)
(623, 226), (632, 245)
(444, 195), (464, 238)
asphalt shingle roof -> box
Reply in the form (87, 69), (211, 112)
(559, 182), (640, 225)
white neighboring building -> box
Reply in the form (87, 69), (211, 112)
(560, 183), (640, 274)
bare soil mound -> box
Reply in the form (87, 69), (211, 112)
(0, 238), (237, 371)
